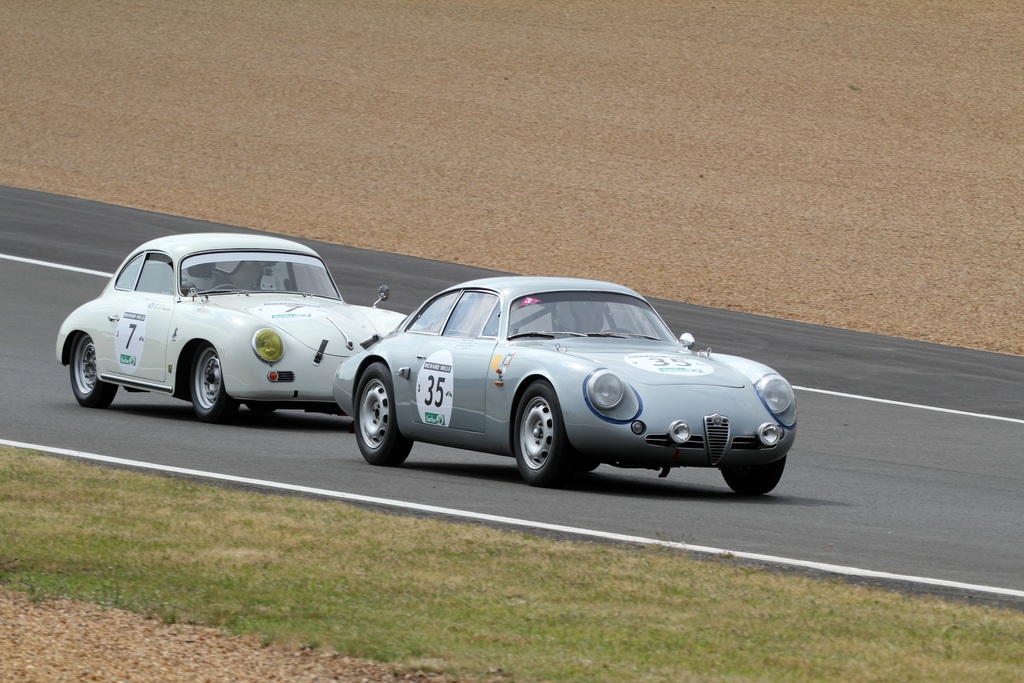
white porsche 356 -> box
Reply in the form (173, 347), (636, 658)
(57, 233), (405, 423)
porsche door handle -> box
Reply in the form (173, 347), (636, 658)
(108, 315), (120, 322)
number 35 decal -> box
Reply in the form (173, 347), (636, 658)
(416, 350), (454, 427)
(625, 353), (715, 375)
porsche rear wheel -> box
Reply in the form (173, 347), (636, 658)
(721, 456), (787, 495)
(190, 343), (239, 423)
(69, 333), (117, 409)
(514, 380), (573, 487)
(354, 362), (412, 466)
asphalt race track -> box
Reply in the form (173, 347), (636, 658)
(2, 186), (1022, 607)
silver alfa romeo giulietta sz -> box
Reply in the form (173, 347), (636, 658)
(333, 276), (797, 494)
(57, 233), (405, 423)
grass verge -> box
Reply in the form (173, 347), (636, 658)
(2, 446), (1022, 682)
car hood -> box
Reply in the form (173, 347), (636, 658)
(213, 296), (404, 357)
(558, 343), (749, 388)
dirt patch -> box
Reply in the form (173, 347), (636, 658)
(1, 0), (1021, 355)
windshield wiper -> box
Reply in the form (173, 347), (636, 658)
(508, 331), (557, 340)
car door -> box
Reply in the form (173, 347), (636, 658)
(105, 252), (176, 388)
(407, 290), (500, 435)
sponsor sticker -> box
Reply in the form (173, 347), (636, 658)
(250, 302), (328, 319)
(491, 352), (516, 374)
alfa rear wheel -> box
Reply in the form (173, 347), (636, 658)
(354, 362), (412, 466)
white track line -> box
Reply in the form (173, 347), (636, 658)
(3, 438), (1022, 600)
(0, 253), (111, 277)
(793, 386), (1024, 425)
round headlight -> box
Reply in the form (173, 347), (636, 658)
(668, 420), (691, 444)
(757, 422), (784, 446)
(252, 329), (285, 364)
(587, 370), (624, 411)
(758, 375), (794, 414)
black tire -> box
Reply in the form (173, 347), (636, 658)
(69, 333), (117, 409)
(353, 362), (412, 466)
(190, 343), (239, 423)
(513, 380), (574, 487)
(721, 456), (787, 495)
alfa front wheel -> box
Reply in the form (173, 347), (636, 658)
(514, 380), (574, 487)
(721, 456), (786, 495)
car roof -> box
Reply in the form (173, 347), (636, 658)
(132, 232), (320, 262)
(447, 276), (644, 301)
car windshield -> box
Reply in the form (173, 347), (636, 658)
(507, 291), (675, 341)
(179, 251), (341, 299)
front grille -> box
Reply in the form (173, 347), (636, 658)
(705, 414), (730, 465)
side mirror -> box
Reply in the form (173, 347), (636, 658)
(373, 285), (391, 308)
(679, 332), (695, 350)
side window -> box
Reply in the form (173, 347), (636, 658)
(114, 254), (145, 291)
(442, 291), (499, 338)
(135, 254), (174, 295)
(407, 291), (460, 334)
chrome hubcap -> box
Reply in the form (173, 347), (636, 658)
(359, 379), (388, 449)
(520, 397), (553, 470)
(195, 349), (222, 409)
(75, 338), (99, 392)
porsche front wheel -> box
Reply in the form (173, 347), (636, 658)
(69, 333), (117, 409)
(514, 380), (573, 487)
(190, 343), (239, 423)
(721, 456), (786, 495)
(354, 362), (412, 466)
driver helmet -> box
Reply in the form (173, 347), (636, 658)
(184, 262), (216, 291)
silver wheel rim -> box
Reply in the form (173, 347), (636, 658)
(359, 378), (389, 450)
(73, 336), (99, 394)
(194, 348), (222, 410)
(519, 396), (553, 471)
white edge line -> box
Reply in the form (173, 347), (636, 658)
(3, 438), (1022, 601)
(793, 386), (1024, 425)
(6, 251), (1022, 425)
(0, 253), (112, 278)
